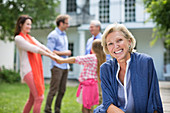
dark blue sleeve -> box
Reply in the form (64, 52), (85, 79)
(94, 62), (117, 113)
(147, 58), (163, 113)
(94, 104), (106, 113)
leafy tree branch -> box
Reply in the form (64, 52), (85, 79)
(0, 0), (60, 41)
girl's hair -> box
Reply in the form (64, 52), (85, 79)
(101, 23), (136, 54)
(92, 39), (106, 81)
(14, 15), (33, 36)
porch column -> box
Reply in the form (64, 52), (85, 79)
(78, 30), (86, 56)
(76, 30), (86, 79)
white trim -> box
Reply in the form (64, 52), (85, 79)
(78, 22), (155, 31)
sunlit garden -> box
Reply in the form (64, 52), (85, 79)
(0, 68), (82, 113)
(0, 82), (82, 113)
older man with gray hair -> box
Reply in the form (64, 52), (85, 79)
(85, 20), (111, 60)
(85, 20), (102, 55)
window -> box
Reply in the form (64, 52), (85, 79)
(125, 0), (136, 22)
(82, 0), (90, 14)
(99, 0), (110, 23)
(67, 0), (76, 13)
(69, 43), (74, 71)
(164, 48), (170, 74)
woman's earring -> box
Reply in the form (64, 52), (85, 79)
(129, 45), (131, 51)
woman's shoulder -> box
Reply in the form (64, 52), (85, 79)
(14, 35), (25, 42)
(15, 35), (22, 39)
(101, 58), (116, 69)
(133, 52), (153, 62)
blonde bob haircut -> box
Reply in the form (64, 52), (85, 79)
(101, 23), (136, 54)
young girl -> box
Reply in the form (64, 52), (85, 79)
(55, 39), (106, 113)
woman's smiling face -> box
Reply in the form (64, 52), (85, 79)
(106, 31), (131, 62)
(21, 19), (32, 34)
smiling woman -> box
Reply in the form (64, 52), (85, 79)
(94, 23), (163, 113)
(14, 15), (56, 113)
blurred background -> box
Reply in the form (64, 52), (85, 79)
(0, 0), (170, 80)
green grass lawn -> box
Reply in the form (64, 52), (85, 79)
(0, 82), (82, 113)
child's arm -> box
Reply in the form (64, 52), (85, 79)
(54, 55), (76, 64)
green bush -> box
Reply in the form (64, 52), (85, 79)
(0, 66), (20, 83)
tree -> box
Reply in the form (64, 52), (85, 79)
(143, 0), (170, 48)
(0, 0), (60, 41)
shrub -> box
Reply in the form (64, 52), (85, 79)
(0, 66), (20, 83)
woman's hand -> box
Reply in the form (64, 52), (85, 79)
(48, 53), (63, 64)
(48, 53), (57, 61)
(107, 104), (125, 113)
(53, 55), (64, 64)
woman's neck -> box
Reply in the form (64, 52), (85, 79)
(20, 31), (27, 37)
(117, 53), (131, 66)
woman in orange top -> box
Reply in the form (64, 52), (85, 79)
(14, 15), (55, 113)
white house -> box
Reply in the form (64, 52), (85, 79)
(1, 0), (169, 80)
(46, 0), (167, 80)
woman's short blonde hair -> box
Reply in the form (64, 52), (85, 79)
(101, 23), (136, 54)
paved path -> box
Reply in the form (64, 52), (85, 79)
(159, 81), (170, 113)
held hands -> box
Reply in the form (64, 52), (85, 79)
(49, 51), (73, 64)
(48, 53), (57, 61)
(53, 54), (64, 64)
(48, 53), (63, 64)
(45, 49), (56, 60)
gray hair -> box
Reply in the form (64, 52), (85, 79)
(90, 20), (101, 28)
(102, 23), (136, 54)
